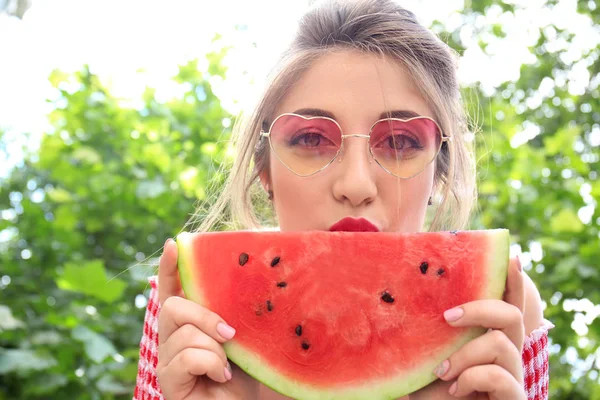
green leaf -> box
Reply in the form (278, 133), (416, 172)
(180, 166), (199, 194)
(135, 177), (167, 199)
(0, 349), (58, 373)
(72, 325), (117, 363)
(577, 264), (598, 279)
(128, 262), (157, 283)
(0, 305), (25, 331)
(96, 373), (130, 394)
(201, 142), (217, 155)
(491, 24), (506, 38)
(550, 209), (584, 233)
(479, 181), (497, 195)
(25, 373), (68, 395)
(85, 217), (105, 233)
(29, 330), (63, 345)
(56, 260), (126, 303)
(113, 360), (140, 383)
(551, 256), (579, 283)
(1, 48), (235, 397)
(72, 146), (102, 165)
(544, 125), (579, 156)
(48, 68), (70, 88)
(46, 187), (72, 203)
(538, 237), (573, 253)
(53, 205), (79, 231)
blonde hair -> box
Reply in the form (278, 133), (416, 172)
(190, 0), (476, 233)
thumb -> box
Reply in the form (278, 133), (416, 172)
(502, 256), (525, 314)
(158, 238), (185, 305)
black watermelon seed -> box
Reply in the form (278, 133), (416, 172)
(301, 341), (310, 350)
(437, 268), (445, 276)
(419, 262), (429, 274)
(255, 310), (262, 316)
(381, 291), (395, 303)
(270, 256), (281, 267)
(266, 300), (273, 311)
(276, 281), (287, 288)
(295, 325), (302, 336)
(239, 253), (249, 266)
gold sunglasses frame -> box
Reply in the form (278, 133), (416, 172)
(260, 113), (452, 179)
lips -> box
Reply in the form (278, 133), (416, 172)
(329, 217), (380, 232)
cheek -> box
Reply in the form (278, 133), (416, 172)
(385, 164), (433, 200)
(269, 157), (324, 228)
(269, 156), (296, 194)
(382, 166), (434, 231)
(269, 154), (326, 197)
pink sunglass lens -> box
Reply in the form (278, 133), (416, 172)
(370, 118), (442, 178)
(268, 115), (342, 175)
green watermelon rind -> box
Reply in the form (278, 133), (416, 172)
(176, 232), (204, 304)
(225, 328), (485, 399)
(176, 229), (509, 400)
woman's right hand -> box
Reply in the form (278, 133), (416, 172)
(156, 238), (259, 400)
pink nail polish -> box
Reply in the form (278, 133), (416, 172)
(224, 363), (232, 380)
(434, 360), (449, 377)
(449, 381), (457, 395)
(217, 322), (236, 340)
(443, 307), (464, 322)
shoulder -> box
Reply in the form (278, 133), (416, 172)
(521, 271), (544, 336)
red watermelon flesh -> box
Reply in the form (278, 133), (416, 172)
(176, 229), (508, 400)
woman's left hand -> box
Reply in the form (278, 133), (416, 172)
(409, 256), (526, 400)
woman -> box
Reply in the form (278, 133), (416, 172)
(134, 0), (553, 399)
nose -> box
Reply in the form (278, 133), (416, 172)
(332, 137), (378, 207)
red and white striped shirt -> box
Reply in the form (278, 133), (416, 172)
(134, 276), (554, 400)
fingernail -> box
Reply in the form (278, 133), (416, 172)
(444, 307), (464, 322)
(449, 381), (457, 395)
(516, 255), (522, 272)
(224, 362), (232, 380)
(434, 359), (449, 377)
(164, 238), (172, 248)
(217, 322), (236, 340)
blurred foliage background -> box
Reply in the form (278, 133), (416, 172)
(0, 0), (599, 399)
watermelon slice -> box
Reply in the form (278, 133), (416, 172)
(176, 229), (509, 400)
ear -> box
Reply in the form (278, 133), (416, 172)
(259, 169), (271, 192)
(430, 177), (439, 199)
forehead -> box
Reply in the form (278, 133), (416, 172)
(274, 50), (434, 126)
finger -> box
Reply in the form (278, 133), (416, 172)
(158, 238), (184, 305)
(163, 348), (231, 384)
(434, 329), (523, 384)
(503, 256), (525, 314)
(449, 364), (525, 399)
(159, 323), (228, 366)
(158, 296), (236, 345)
(444, 299), (524, 351)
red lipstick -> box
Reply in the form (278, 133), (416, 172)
(329, 217), (380, 232)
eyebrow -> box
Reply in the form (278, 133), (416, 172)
(378, 110), (421, 120)
(292, 108), (422, 120)
(292, 108), (336, 119)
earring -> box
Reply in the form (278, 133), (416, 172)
(428, 196), (432, 206)
(268, 190), (274, 201)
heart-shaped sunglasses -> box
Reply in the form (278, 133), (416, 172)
(260, 113), (452, 178)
